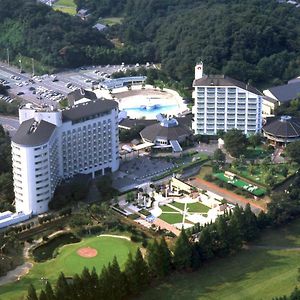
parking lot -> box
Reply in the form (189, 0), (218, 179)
(0, 62), (150, 107)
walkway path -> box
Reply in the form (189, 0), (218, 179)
(0, 242), (34, 286)
(98, 234), (131, 241)
(190, 178), (264, 214)
(153, 218), (180, 236)
(0, 262), (33, 286)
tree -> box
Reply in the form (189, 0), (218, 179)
(224, 129), (248, 158)
(27, 284), (38, 300)
(146, 240), (162, 278)
(39, 291), (47, 300)
(134, 249), (150, 291)
(44, 281), (55, 300)
(248, 134), (262, 148)
(124, 252), (141, 295)
(286, 141), (300, 164)
(173, 229), (192, 271)
(107, 257), (127, 299)
(55, 273), (71, 300)
(243, 204), (259, 241)
(159, 238), (172, 276)
(213, 149), (226, 168)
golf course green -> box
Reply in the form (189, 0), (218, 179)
(0, 235), (138, 300)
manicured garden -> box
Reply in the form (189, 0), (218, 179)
(170, 201), (210, 213)
(158, 213), (184, 225)
(137, 219), (300, 300)
(230, 162), (298, 188)
(0, 235), (138, 300)
(214, 172), (266, 196)
(158, 200), (210, 225)
(243, 146), (272, 160)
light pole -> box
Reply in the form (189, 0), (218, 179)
(31, 58), (35, 77)
(18, 58), (22, 73)
(6, 48), (9, 66)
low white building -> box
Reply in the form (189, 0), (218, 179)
(12, 99), (119, 215)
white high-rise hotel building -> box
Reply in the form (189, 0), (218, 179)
(192, 62), (262, 135)
(11, 99), (119, 215)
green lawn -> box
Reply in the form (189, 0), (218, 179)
(160, 205), (179, 213)
(53, 0), (76, 15)
(187, 202), (210, 213)
(137, 219), (300, 300)
(169, 201), (185, 211)
(214, 172), (266, 196)
(0, 236), (137, 300)
(159, 213), (183, 225)
(170, 201), (210, 213)
(100, 17), (124, 26)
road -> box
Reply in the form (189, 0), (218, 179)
(0, 115), (19, 136)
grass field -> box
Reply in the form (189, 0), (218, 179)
(159, 201), (210, 225)
(100, 17), (124, 26)
(137, 219), (300, 300)
(53, 0), (76, 15)
(0, 236), (137, 300)
(170, 201), (210, 213)
(159, 213), (183, 225)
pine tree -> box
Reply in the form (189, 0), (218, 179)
(39, 290), (47, 300)
(71, 274), (84, 300)
(55, 273), (71, 300)
(215, 215), (231, 256)
(257, 210), (270, 229)
(27, 284), (38, 300)
(98, 266), (110, 299)
(45, 281), (55, 300)
(159, 238), (172, 276)
(147, 240), (162, 278)
(173, 229), (192, 271)
(107, 256), (127, 299)
(124, 252), (139, 295)
(191, 245), (201, 270)
(134, 248), (150, 289)
(243, 203), (259, 241)
(80, 267), (93, 299)
(197, 227), (214, 260)
(90, 267), (99, 300)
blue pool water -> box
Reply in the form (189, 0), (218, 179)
(125, 104), (179, 118)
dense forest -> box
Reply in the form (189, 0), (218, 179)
(0, 125), (14, 212)
(1, 0), (300, 86)
(78, 0), (300, 87)
(0, 0), (143, 72)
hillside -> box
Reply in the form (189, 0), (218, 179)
(78, 0), (300, 87)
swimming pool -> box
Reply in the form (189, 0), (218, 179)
(117, 92), (187, 119)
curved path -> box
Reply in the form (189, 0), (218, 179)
(97, 234), (131, 241)
(0, 262), (33, 286)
